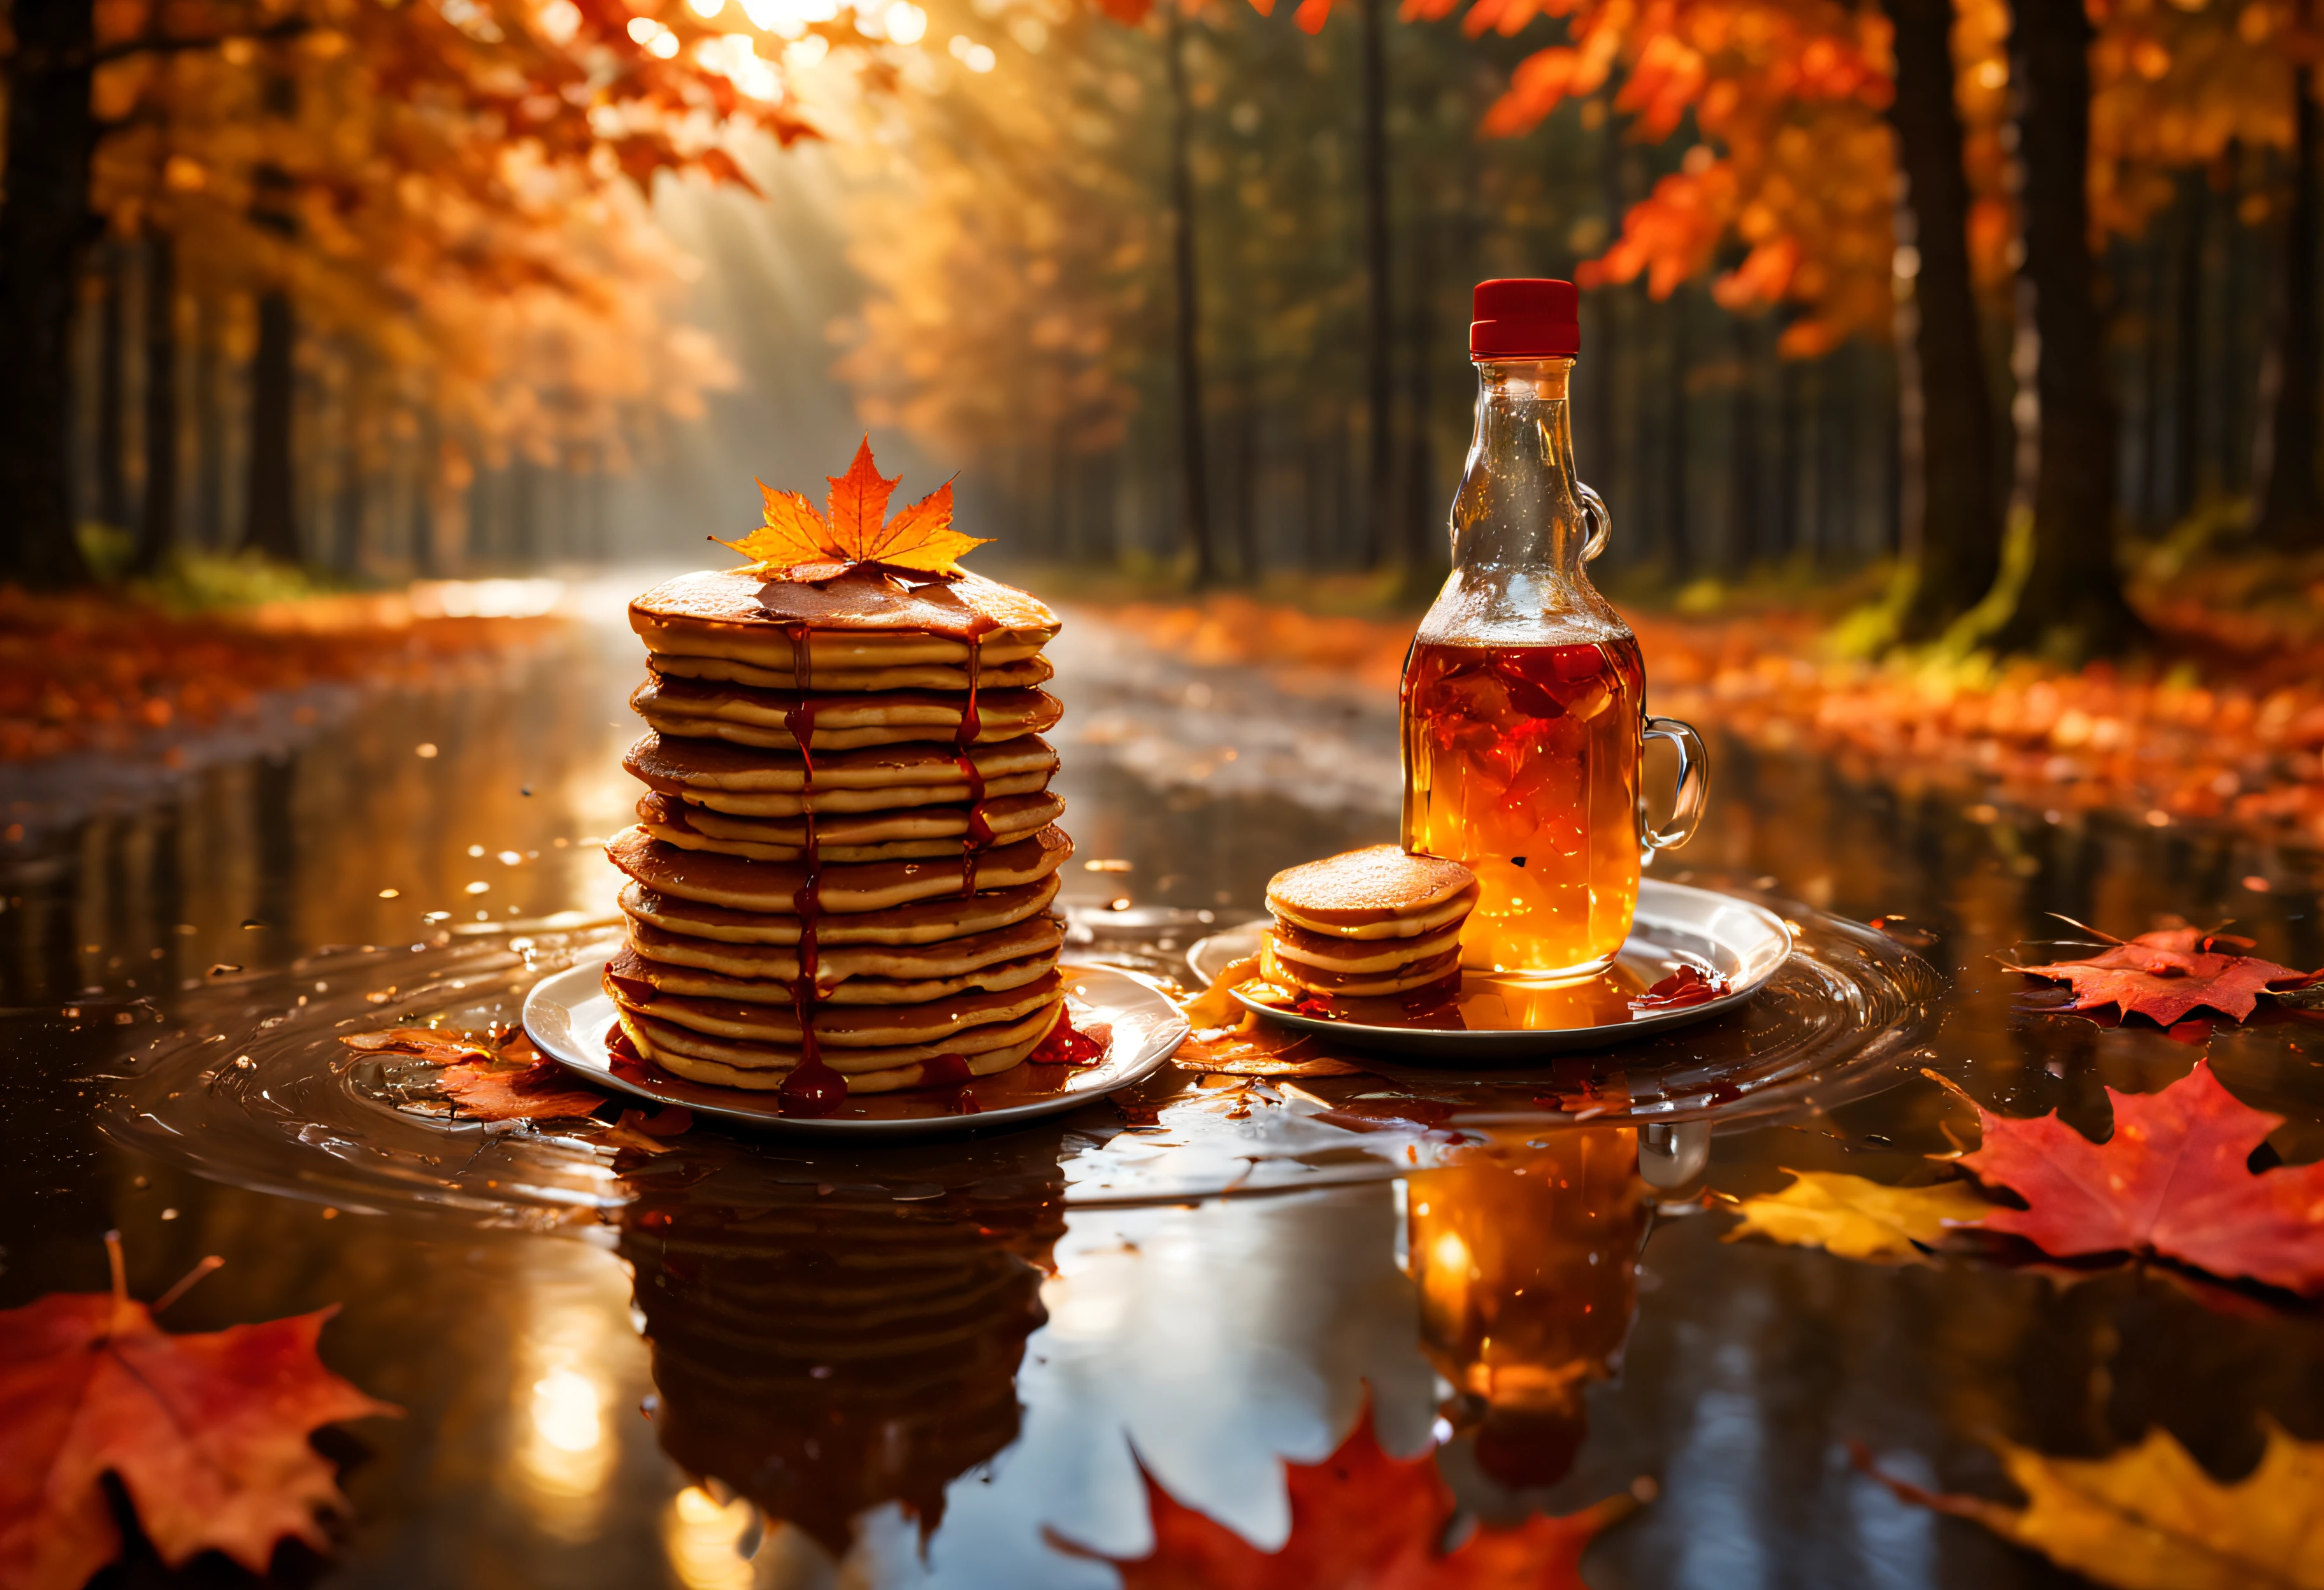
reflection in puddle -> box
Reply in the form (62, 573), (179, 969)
(506, 1250), (627, 1542)
(1412, 1131), (1648, 1504)
(617, 1133), (1066, 1559)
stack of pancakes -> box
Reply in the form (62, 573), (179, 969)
(1259, 844), (1479, 998)
(603, 565), (1076, 1105)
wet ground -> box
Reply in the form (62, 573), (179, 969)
(4, 579), (2321, 1589)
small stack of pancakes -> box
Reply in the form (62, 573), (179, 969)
(1259, 844), (1479, 999)
(603, 564), (1077, 1107)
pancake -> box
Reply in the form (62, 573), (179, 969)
(1266, 845), (1479, 937)
(618, 997), (1063, 1076)
(609, 968), (1063, 1045)
(1261, 936), (1463, 998)
(606, 944), (1059, 1007)
(626, 733), (1058, 815)
(607, 826), (1073, 915)
(619, 1005), (1061, 1093)
(624, 912), (1063, 983)
(637, 791), (1065, 863)
(633, 679), (1061, 753)
(646, 650), (1054, 695)
(619, 876), (1061, 947)
(1267, 916), (1465, 974)
(632, 567), (1059, 659)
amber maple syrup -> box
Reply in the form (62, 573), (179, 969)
(1402, 635), (1644, 979)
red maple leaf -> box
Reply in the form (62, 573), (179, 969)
(1952, 1059), (2324, 1295)
(2008, 925), (2320, 1026)
(0, 1240), (398, 1590)
(1061, 1396), (1642, 1588)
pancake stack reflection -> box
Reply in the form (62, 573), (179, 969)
(1408, 1128), (1649, 1491)
(617, 1135), (1066, 1559)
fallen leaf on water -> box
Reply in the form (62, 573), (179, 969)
(1058, 1394), (1646, 1588)
(437, 1055), (610, 1122)
(337, 1026), (492, 1064)
(1725, 1170), (1991, 1264)
(1856, 1423), (2324, 1590)
(2009, 924), (2321, 1026)
(1945, 1060), (2324, 1296)
(0, 1236), (397, 1590)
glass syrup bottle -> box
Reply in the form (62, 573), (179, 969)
(1400, 278), (1707, 982)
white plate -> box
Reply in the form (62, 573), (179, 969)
(1185, 878), (1791, 1059)
(524, 957), (1189, 1137)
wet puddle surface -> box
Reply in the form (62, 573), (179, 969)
(4, 589), (2323, 1588)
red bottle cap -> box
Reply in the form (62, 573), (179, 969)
(1470, 278), (1580, 360)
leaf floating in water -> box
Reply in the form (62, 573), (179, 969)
(1725, 1170), (1990, 1264)
(1856, 1424), (2324, 1590)
(338, 1026), (492, 1064)
(1058, 1393), (1646, 1587)
(2009, 923), (2321, 1026)
(0, 1235), (398, 1590)
(436, 1056), (609, 1122)
(1944, 1059), (2324, 1295)
(1628, 965), (1730, 1012)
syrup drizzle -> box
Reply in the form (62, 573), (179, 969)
(777, 622), (845, 1118)
(955, 630), (986, 898)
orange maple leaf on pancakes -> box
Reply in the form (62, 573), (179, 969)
(0, 1239), (398, 1590)
(717, 438), (990, 579)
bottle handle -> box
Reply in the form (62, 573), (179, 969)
(1579, 483), (1612, 562)
(1640, 715), (1709, 857)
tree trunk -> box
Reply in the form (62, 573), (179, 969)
(0, 0), (99, 587)
(243, 290), (300, 561)
(2255, 64), (2321, 547)
(134, 232), (179, 574)
(1887, 0), (2004, 638)
(1163, 2), (1218, 588)
(1359, 0), (1395, 568)
(2169, 168), (2207, 520)
(1988, 0), (2144, 655)
(1400, 215), (1439, 575)
(1728, 312), (1761, 577)
(1665, 298), (1689, 571)
(97, 242), (131, 531)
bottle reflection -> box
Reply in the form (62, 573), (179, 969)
(1407, 1128), (1648, 1491)
(617, 1140), (1066, 1562)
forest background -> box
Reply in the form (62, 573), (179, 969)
(3, 0), (2323, 664)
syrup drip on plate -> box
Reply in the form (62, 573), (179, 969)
(777, 622), (845, 1119)
(922, 1052), (973, 1085)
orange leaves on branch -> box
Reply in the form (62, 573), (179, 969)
(1070, 1395), (1646, 1587)
(0, 1238), (396, 1590)
(718, 439), (989, 579)
(2009, 925), (2322, 1026)
(1947, 1060), (2324, 1296)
